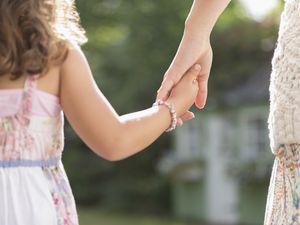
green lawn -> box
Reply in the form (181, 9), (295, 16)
(78, 207), (197, 225)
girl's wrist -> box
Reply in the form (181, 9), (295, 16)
(153, 100), (177, 132)
(167, 98), (183, 118)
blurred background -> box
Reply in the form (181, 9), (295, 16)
(64, 0), (284, 224)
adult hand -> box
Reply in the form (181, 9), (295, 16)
(157, 31), (213, 124)
(156, 0), (231, 125)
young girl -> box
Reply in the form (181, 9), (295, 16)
(0, 0), (200, 224)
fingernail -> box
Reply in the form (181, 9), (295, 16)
(194, 64), (201, 71)
(195, 101), (205, 109)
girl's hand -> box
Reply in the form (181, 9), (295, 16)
(167, 64), (201, 117)
(157, 0), (231, 110)
(156, 0), (230, 124)
(157, 36), (212, 126)
(157, 35), (213, 110)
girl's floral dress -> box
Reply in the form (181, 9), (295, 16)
(0, 75), (78, 225)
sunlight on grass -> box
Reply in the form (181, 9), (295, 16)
(78, 207), (194, 225)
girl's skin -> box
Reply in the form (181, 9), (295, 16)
(157, 0), (231, 123)
(0, 46), (200, 161)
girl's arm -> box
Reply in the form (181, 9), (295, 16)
(60, 47), (199, 161)
(157, 0), (231, 110)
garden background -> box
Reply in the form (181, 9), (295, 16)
(64, 1), (283, 224)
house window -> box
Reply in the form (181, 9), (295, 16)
(245, 116), (268, 161)
(175, 122), (200, 161)
(187, 123), (200, 156)
(252, 118), (267, 152)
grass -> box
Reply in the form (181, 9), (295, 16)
(78, 207), (197, 225)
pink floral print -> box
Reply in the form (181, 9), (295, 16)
(0, 75), (79, 225)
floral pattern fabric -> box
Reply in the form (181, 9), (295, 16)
(264, 144), (300, 225)
(0, 75), (78, 225)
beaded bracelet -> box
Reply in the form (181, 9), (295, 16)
(153, 100), (177, 132)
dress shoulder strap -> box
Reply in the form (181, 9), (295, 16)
(19, 74), (39, 116)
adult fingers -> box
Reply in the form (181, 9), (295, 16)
(195, 72), (209, 109)
(193, 46), (213, 109)
(156, 64), (200, 101)
(183, 64), (201, 83)
(156, 78), (175, 101)
(157, 63), (194, 101)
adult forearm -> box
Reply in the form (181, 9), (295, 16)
(156, 0), (230, 109)
(185, 0), (231, 38)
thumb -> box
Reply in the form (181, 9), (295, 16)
(195, 70), (209, 109)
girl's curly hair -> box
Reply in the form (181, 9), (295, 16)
(0, 0), (87, 79)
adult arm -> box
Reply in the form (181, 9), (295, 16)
(157, 0), (231, 109)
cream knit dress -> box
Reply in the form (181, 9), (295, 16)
(265, 0), (300, 224)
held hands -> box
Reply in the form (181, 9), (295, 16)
(166, 64), (201, 118)
(156, 34), (213, 125)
